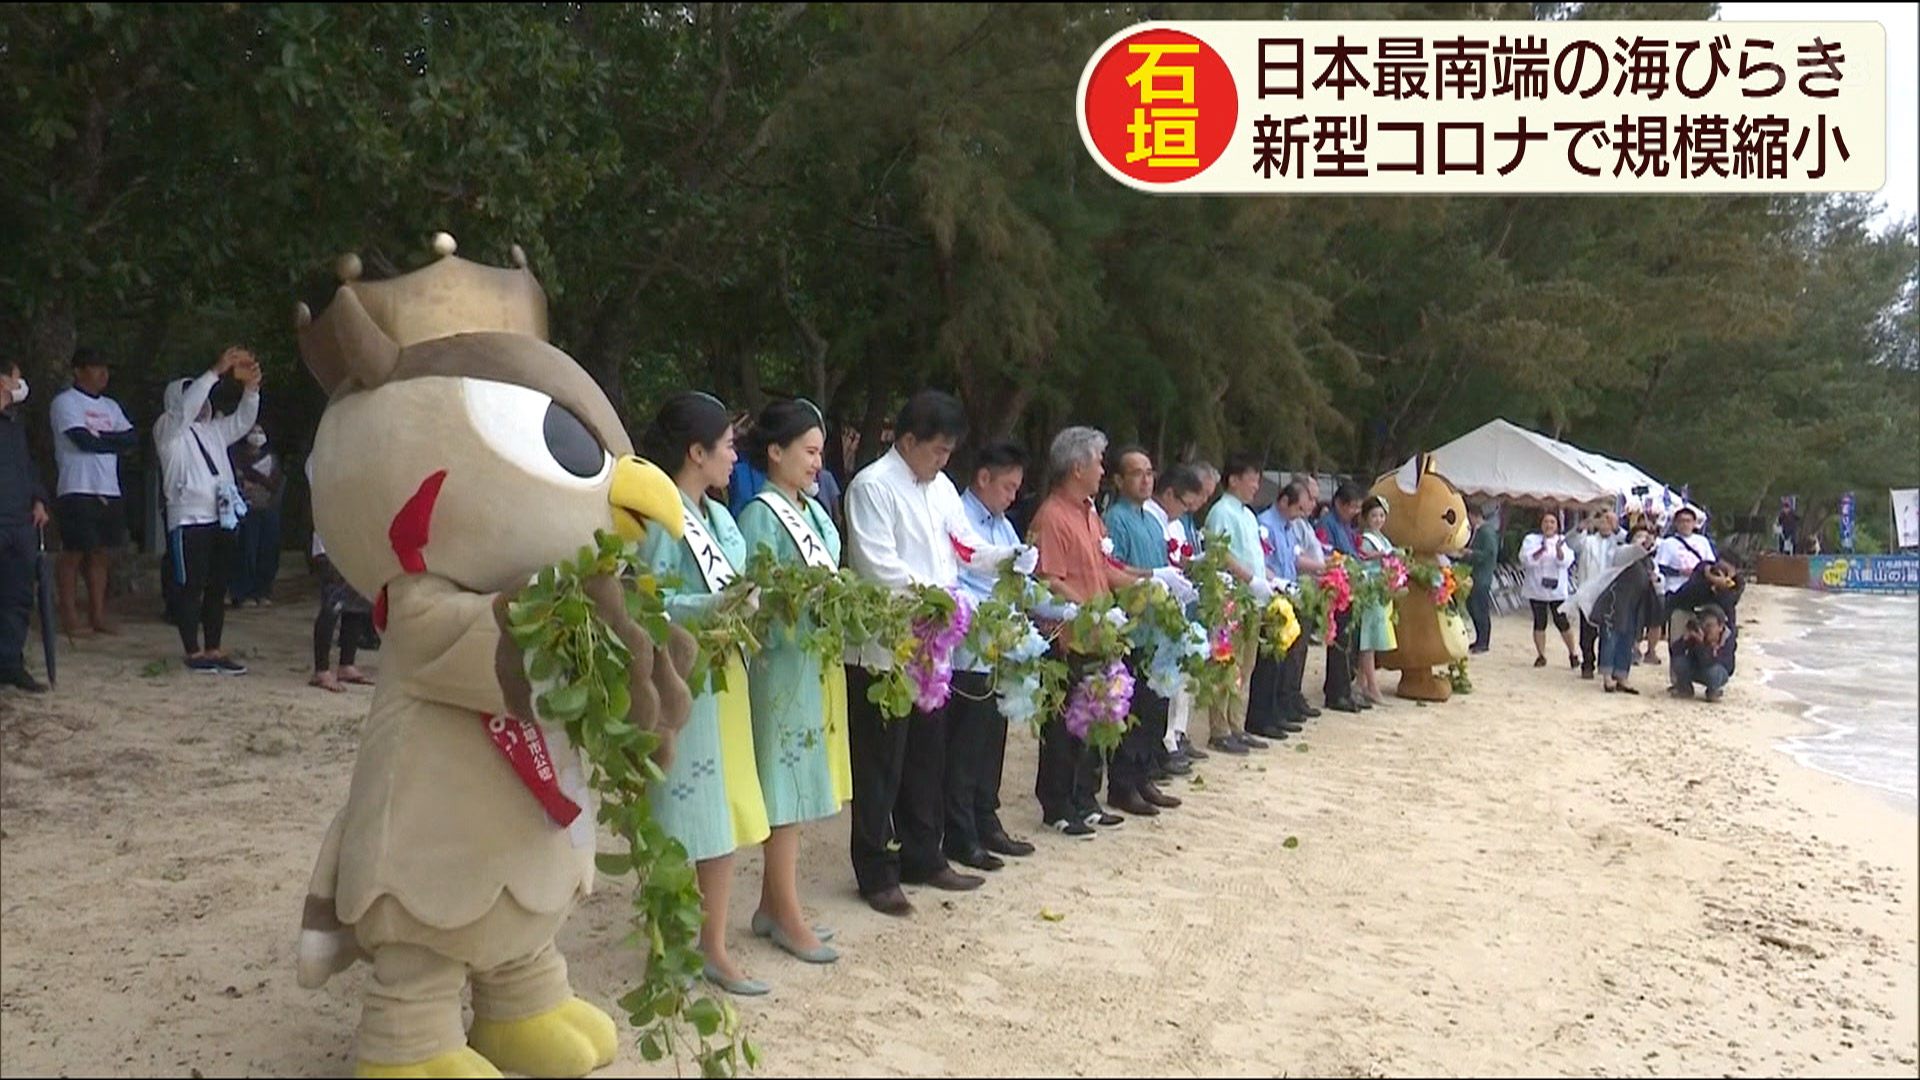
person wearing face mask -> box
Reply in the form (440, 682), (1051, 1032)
(1, 362), (52, 692)
(155, 345), (262, 675)
(228, 422), (286, 607)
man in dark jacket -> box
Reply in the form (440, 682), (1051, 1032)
(1671, 604), (1736, 702)
(1, 362), (52, 691)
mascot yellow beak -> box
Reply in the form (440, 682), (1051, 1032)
(609, 455), (684, 541)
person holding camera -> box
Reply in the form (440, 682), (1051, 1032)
(156, 345), (261, 674)
(1670, 604), (1736, 702)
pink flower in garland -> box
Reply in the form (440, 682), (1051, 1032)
(1381, 553), (1409, 593)
(1063, 658), (1135, 740)
(906, 589), (973, 712)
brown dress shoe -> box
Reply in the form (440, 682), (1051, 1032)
(1108, 789), (1160, 817)
(863, 886), (914, 916)
(903, 867), (985, 891)
(1141, 782), (1182, 809)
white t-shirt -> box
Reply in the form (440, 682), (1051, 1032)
(1519, 532), (1577, 601)
(49, 387), (133, 497)
(1655, 533), (1717, 594)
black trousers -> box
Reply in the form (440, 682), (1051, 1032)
(1036, 655), (1101, 824)
(1248, 652), (1286, 730)
(846, 664), (951, 895)
(168, 524), (233, 654)
(1579, 614), (1600, 674)
(1323, 607), (1357, 705)
(1109, 660), (1168, 800)
(0, 523), (34, 678)
(944, 670), (1009, 856)
(1278, 634), (1311, 719)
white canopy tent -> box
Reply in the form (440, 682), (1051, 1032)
(1427, 418), (1706, 525)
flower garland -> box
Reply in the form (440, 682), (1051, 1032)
(1113, 578), (1207, 700)
(508, 532), (755, 1078)
(905, 586), (970, 712)
(1259, 592), (1302, 657)
(1064, 657), (1135, 753)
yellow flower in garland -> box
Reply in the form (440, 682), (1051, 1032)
(1263, 593), (1301, 655)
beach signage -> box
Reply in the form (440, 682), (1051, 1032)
(1808, 554), (1920, 593)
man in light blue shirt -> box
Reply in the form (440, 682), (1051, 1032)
(1197, 455), (1275, 755)
(948, 441), (1037, 869)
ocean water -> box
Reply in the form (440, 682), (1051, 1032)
(1761, 590), (1919, 808)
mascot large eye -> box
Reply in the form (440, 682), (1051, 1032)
(463, 379), (613, 488)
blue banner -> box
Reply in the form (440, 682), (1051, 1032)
(1839, 491), (1856, 552)
(1810, 555), (1920, 593)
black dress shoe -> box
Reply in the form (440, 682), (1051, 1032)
(2, 670), (47, 693)
(904, 867), (984, 891)
(1326, 698), (1363, 713)
(1109, 789), (1159, 817)
(1141, 782), (1182, 809)
(1239, 731), (1271, 750)
(863, 886), (914, 917)
(1277, 719), (1305, 733)
(949, 846), (1005, 872)
(982, 831), (1036, 858)
(1296, 704), (1322, 718)
(1244, 721), (1290, 740)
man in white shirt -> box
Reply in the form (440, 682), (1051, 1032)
(842, 391), (1027, 916)
(49, 349), (138, 635)
(1569, 509), (1620, 679)
(155, 346), (261, 675)
(1648, 507), (1716, 665)
(1147, 465), (1208, 770)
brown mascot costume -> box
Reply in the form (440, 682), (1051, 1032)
(1371, 454), (1471, 702)
(291, 233), (698, 1079)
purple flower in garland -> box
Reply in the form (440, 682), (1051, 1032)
(906, 589), (974, 712)
(1063, 658), (1135, 740)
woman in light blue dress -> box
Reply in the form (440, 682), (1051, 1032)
(1355, 496), (1400, 706)
(734, 399), (848, 967)
(638, 392), (771, 996)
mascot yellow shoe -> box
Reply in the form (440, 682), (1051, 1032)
(291, 234), (697, 1077)
(1370, 454), (1471, 702)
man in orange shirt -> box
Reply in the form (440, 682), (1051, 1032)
(1028, 427), (1153, 834)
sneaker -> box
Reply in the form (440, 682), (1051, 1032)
(1182, 740), (1210, 761)
(1207, 735), (1248, 756)
(212, 657), (249, 676)
(1703, 688), (1724, 703)
(1085, 811), (1124, 829)
(1238, 731), (1270, 750)
(186, 657), (222, 675)
(1163, 752), (1193, 776)
(1050, 818), (1096, 838)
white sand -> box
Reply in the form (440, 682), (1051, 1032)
(1, 584), (1913, 1077)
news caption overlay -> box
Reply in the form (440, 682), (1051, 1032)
(1076, 21), (1888, 195)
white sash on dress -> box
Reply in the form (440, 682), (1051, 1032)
(756, 490), (835, 570)
(681, 504), (736, 593)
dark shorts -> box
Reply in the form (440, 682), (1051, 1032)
(1529, 598), (1571, 632)
(55, 494), (126, 553)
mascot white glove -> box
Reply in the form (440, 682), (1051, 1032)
(1012, 545), (1040, 576)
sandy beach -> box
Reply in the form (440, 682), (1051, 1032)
(1, 582), (1914, 1078)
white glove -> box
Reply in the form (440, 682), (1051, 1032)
(1012, 545), (1039, 576)
(1152, 566), (1198, 606)
(1248, 577), (1274, 605)
(1100, 536), (1115, 557)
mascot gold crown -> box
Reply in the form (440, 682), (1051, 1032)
(293, 233), (698, 1079)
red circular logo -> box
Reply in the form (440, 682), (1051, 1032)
(1082, 28), (1237, 184)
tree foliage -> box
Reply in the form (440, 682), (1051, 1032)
(3, 1), (1914, 540)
